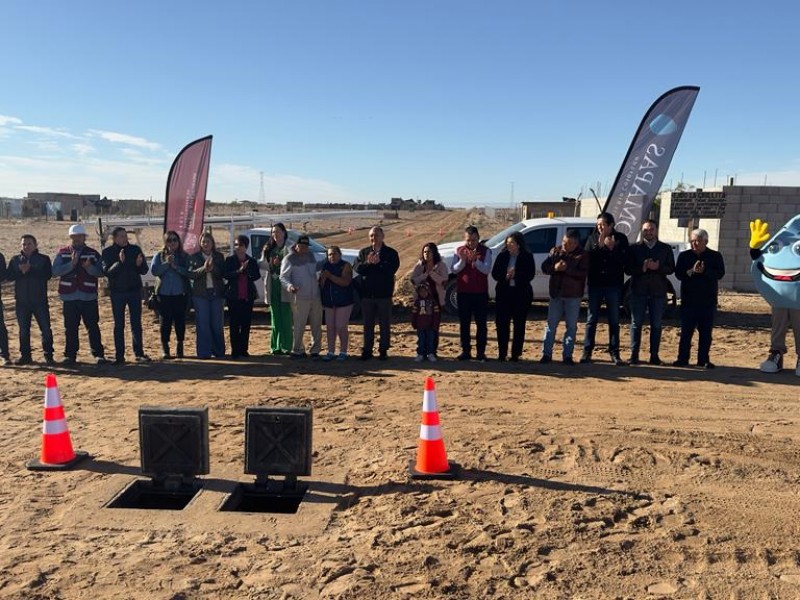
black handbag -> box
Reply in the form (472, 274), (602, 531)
(146, 290), (160, 310)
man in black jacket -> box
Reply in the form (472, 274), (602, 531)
(581, 213), (629, 365)
(0, 251), (10, 366)
(354, 226), (400, 360)
(674, 228), (725, 369)
(627, 220), (675, 365)
(7, 235), (55, 365)
(101, 227), (151, 364)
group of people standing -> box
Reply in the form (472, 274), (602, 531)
(540, 213), (726, 368)
(263, 223), (398, 362)
(406, 218), (724, 369)
(0, 224), (266, 366)
(0, 217), (725, 368)
(0, 224), (150, 366)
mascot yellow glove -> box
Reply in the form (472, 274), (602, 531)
(749, 219), (770, 249)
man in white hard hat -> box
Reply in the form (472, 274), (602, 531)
(51, 223), (109, 365)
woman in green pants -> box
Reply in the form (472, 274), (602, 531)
(260, 223), (293, 354)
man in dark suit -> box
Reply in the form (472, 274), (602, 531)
(674, 228), (726, 369)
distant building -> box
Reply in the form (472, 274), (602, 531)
(389, 197), (444, 211)
(27, 192), (108, 218)
(26, 192), (101, 219)
(0, 197), (24, 218)
(116, 199), (147, 216)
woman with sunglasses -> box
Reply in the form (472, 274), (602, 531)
(150, 230), (190, 359)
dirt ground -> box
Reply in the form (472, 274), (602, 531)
(0, 210), (799, 600)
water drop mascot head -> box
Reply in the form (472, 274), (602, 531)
(749, 216), (800, 375)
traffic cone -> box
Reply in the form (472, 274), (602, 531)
(27, 374), (90, 471)
(409, 377), (459, 479)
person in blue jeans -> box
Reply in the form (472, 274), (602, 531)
(150, 230), (191, 359)
(188, 232), (226, 359)
(540, 229), (589, 365)
(581, 212), (629, 365)
(411, 282), (440, 362)
(626, 220), (675, 366)
(101, 227), (151, 364)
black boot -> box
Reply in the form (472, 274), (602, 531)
(176, 341), (184, 359)
(161, 342), (172, 360)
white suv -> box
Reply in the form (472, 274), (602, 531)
(437, 217), (685, 316)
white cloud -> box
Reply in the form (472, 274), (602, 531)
(72, 143), (95, 156)
(0, 152), (361, 202)
(1, 125), (360, 203)
(0, 114), (23, 138)
(28, 140), (61, 153)
(0, 115), (23, 127)
(0, 152), (165, 199)
(210, 163), (356, 204)
(15, 125), (77, 139)
(87, 129), (161, 151)
(119, 148), (166, 166)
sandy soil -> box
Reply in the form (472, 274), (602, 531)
(0, 211), (799, 600)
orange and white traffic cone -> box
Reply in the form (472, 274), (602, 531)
(27, 374), (90, 470)
(409, 377), (459, 479)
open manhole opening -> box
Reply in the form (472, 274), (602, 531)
(220, 477), (308, 514)
(220, 406), (313, 514)
(107, 478), (203, 510)
(106, 406), (210, 511)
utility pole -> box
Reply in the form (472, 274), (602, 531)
(259, 171), (266, 204)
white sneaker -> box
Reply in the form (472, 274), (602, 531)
(427, 354), (437, 362)
(414, 354), (425, 362)
(759, 352), (783, 373)
(795, 358), (800, 377)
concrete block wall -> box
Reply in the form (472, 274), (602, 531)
(658, 191), (722, 247)
(658, 186), (800, 292)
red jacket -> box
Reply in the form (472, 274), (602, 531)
(55, 244), (101, 296)
(411, 298), (441, 330)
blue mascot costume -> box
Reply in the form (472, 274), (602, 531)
(749, 216), (800, 375)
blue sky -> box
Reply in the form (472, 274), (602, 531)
(1, 0), (798, 206)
